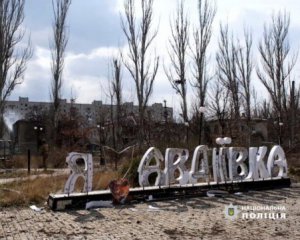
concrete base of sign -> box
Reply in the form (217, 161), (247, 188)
(48, 177), (291, 211)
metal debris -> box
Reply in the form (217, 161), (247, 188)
(206, 190), (229, 197)
(108, 178), (130, 204)
(30, 205), (43, 212)
(85, 200), (113, 210)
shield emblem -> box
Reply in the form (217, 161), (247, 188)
(228, 208), (234, 216)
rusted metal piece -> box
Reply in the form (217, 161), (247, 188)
(108, 178), (130, 204)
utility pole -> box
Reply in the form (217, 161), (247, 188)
(198, 106), (206, 145)
(290, 80), (295, 148)
(163, 100), (169, 144)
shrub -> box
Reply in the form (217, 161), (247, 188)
(119, 156), (141, 187)
(93, 170), (120, 190)
(47, 147), (69, 168)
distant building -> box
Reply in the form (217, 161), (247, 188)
(13, 120), (41, 153)
(206, 118), (269, 146)
(6, 97), (173, 151)
(5, 97), (173, 125)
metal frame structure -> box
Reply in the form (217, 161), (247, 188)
(48, 177), (291, 211)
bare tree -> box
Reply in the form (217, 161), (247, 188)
(236, 28), (253, 122)
(190, 0), (216, 143)
(165, 1), (189, 124)
(0, 0), (32, 136)
(216, 24), (240, 125)
(257, 12), (296, 117)
(106, 57), (123, 149)
(50, 0), (71, 144)
(257, 99), (272, 120)
(252, 87), (259, 118)
(289, 80), (300, 146)
(111, 57), (122, 148)
(257, 11), (298, 145)
(121, 0), (159, 145)
(208, 77), (229, 136)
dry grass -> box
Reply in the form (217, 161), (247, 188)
(289, 167), (300, 182)
(0, 170), (120, 207)
(93, 170), (120, 190)
(0, 169), (55, 179)
(8, 154), (43, 169)
(0, 174), (68, 207)
(8, 148), (69, 169)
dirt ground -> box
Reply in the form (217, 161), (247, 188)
(0, 184), (299, 240)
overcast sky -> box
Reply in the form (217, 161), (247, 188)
(8, 0), (300, 117)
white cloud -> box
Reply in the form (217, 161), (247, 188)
(64, 46), (131, 103)
(8, 0), (300, 117)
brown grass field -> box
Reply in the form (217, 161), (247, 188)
(0, 170), (119, 207)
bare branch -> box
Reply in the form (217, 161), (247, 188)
(216, 23), (240, 120)
(50, 0), (71, 143)
(0, 0), (32, 135)
(121, 0), (159, 143)
(190, 0), (216, 112)
(256, 11), (297, 117)
(235, 27), (253, 121)
(165, 0), (189, 122)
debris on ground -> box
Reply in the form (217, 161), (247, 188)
(234, 192), (243, 196)
(129, 208), (138, 212)
(148, 205), (160, 211)
(30, 205), (43, 212)
(86, 200), (113, 210)
(206, 190), (229, 197)
(108, 178), (130, 204)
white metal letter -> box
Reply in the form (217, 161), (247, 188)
(138, 147), (164, 187)
(267, 145), (288, 177)
(164, 148), (189, 185)
(228, 147), (248, 180)
(246, 146), (269, 179)
(64, 152), (93, 194)
(189, 145), (209, 184)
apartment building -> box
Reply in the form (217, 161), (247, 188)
(5, 97), (173, 125)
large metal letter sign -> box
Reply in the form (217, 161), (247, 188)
(138, 147), (164, 187)
(164, 148), (189, 185)
(64, 152), (93, 194)
(61, 143), (290, 194)
(267, 145), (288, 177)
(189, 145), (209, 184)
(50, 140), (292, 210)
(228, 147), (248, 180)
